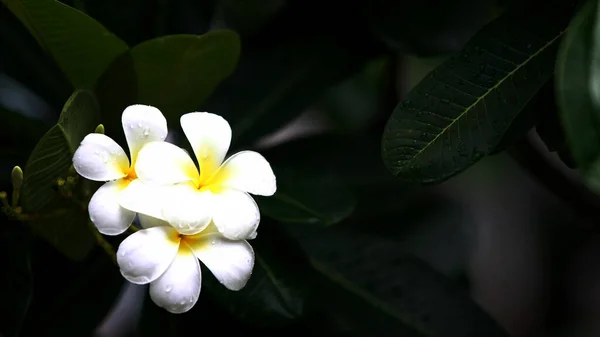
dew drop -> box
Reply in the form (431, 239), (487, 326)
(142, 129), (150, 137)
(164, 284), (172, 293)
(211, 240), (216, 245)
(179, 300), (186, 305)
(137, 122), (143, 128)
(119, 251), (126, 257)
(188, 297), (194, 303)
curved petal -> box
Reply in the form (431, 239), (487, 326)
(188, 234), (254, 291)
(212, 188), (260, 240)
(138, 214), (170, 229)
(180, 112), (231, 182)
(117, 226), (180, 284)
(149, 244), (201, 314)
(119, 179), (167, 221)
(88, 180), (135, 235)
(122, 105), (168, 165)
(162, 182), (213, 235)
(73, 133), (129, 181)
(135, 142), (199, 185)
(208, 151), (276, 196)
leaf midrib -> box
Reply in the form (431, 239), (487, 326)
(401, 30), (566, 170)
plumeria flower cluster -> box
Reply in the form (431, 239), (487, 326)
(72, 105), (276, 313)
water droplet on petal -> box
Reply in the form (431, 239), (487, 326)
(211, 240), (216, 245)
(137, 122), (143, 128)
(119, 251), (126, 257)
(188, 297), (194, 303)
(164, 284), (172, 293)
(179, 299), (186, 305)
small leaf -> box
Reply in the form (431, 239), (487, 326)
(256, 167), (356, 226)
(286, 225), (508, 337)
(382, 6), (575, 183)
(130, 31), (240, 122)
(0, 223), (32, 337)
(20, 90), (101, 260)
(205, 222), (313, 326)
(558, 0), (600, 189)
(3, 0), (128, 89)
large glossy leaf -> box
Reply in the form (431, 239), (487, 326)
(255, 166), (356, 226)
(558, 0), (600, 191)
(382, 6), (575, 184)
(0, 222), (32, 337)
(20, 90), (100, 260)
(131, 31), (240, 121)
(3, 0), (128, 89)
(286, 225), (507, 337)
(204, 222), (313, 326)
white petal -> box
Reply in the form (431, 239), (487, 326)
(149, 244), (201, 314)
(119, 179), (167, 221)
(135, 142), (199, 185)
(138, 214), (170, 229)
(208, 151), (276, 196)
(189, 234), (254, 291)
(117, 226), (180, 284)
(212, 188), (260, 240)
(180, 112), (231, 182)
(122, 105), (168, 165)
(73, 133), (129, 181)
(161, 182), (213, 235)
(88, 180), (135, 235)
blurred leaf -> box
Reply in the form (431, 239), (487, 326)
(130, 31), (240, 123)
(557, 0), (600, 191)
(319, 56), (391, 133)
(203, 2), (384, 147)
(0, 9), (72, 109)
(0, 105), (49, 154)
(382, 6), (575, 184)
(368, 0), (493, 56)
(3, 0), (128, 89)
(205, 222), (313, 327)
(20, 90), (100, 260)
(21, 247), (123, 336)
(215, 0), (285, 36)
(0, 222), (32, 337)
(256, 167), (356, 226)
(287, 225), (507, 337)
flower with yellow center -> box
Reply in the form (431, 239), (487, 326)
(120, 112), (276, 239)
(116, 214), (254, 314)
(72, 105), (167, 235)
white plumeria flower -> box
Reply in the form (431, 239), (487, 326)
(116, 214), (254, 314)
(120, 112), (276, 239)
(72, 105), (168, 235)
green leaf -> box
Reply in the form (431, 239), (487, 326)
(205, 222), (313, 326)
(382, 6), (575, 184)
(3, 0), (128, 89)
(20, 90), (101, 260)
(0, 222), (32, 337)
(256, 167), (356, 226)
(286, 225), (508, 337)
(130, 31), (240, 122)
(203, 17), (383, 147)
(558, 0), (600, 189)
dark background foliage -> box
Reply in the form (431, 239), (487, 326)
(1, 0), (600, 336)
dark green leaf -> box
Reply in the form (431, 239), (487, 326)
(130, 31), (240, 122)
(20, 90), (100, 260)
(203, 2), (383, 147)
(21, 247), (123, 336)
(3, 0), (128, 89)
(205, 222), (313, 326)
(0, 9), (72, 109)
(382, 6), (575, 184)
(215, 0), (285, 36)
(557, 0), (600, 190)
(286, 225), (507, 337)
(0, 221), (32, 337)
(256, 166), (356, 226)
